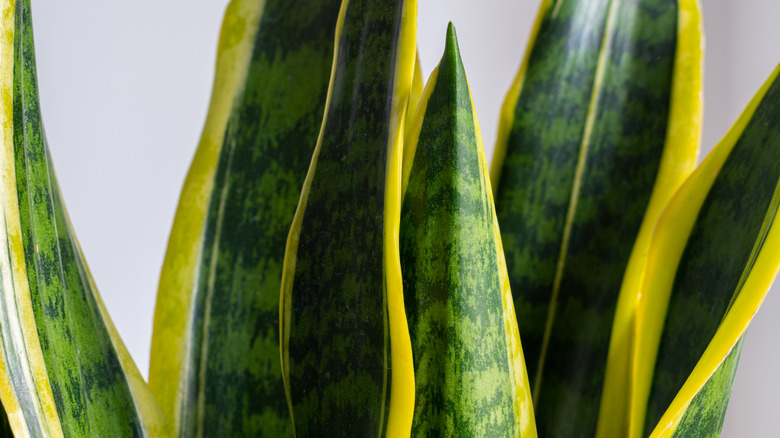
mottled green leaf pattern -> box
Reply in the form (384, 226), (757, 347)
(176, 1), (340, 436)
(492, 0), (678, 435)
(7, 0), (162, 436)
(644, 71), (780, 434)
(400, 24), (522, 437)
(282, 0), (410, 436)
(668, 339), (743, 438)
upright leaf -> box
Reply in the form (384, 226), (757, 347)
(490, 0), (699, 435)
(279, 0), (417, 436)
(0, 0), (166, 436)
(400, 23), (535, 438)
(148, 0), (340, 436)
(597, 1), (702, 435)
(632, 63), (780, 438)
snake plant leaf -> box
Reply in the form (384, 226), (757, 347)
(148, 0), (340, 436)
(490, 0), (700, 435)
(279, 0), (417, 436)
(660, 339), (743, 438)
(399, 23), (536, 438)
(632, 63), (780, 438)
(0, 1), (167, 436)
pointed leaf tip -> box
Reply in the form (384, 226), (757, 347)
(443, 22), (463, 70)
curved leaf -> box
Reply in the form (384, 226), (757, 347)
(633, 63), (780, 437)
(400, 23), (536, 438)
(0, 1), (167, 436)
(597, 1), (703, 435)
(148, 0), (340, 436)
(667, 338), (743, 438)
(491, 0), (698, 435)
(279, 0), (417, 436)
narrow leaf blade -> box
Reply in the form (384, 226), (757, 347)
(279, 0), (417, 435)
(149, 0), (341, 436)
(400, 23), (536, 437)
(0, 1), (167, 436)
(491, 0), (695, 435)
(598, 1), (703, 435)
(635, 63), (780, 437)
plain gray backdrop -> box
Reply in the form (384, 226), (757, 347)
(30, 0), (780, 436)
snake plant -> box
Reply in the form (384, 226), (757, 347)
(0, 0), (774, 437)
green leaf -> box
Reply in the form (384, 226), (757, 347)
(632, 63), (780, 437)
(0, 0), (166, 436)
(491, 0), (700, 436)
(399, 23), (536, 438)
(668, 338), (743, 438)
(148, 0), (340, 436)
(278, 0), (417, 436)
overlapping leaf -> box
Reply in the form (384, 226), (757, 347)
(633, 64), (780, 438)
(491, 0), (701, 435)
(148, 0), (340, 436)
(278, 0), (417, 436)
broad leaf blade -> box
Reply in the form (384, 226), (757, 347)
(0, 1), (167, 436)
(491, 0), (697, 435)
(279, 0), (417, 436)
(634, 63), (780, 437)
(400, 23), (536, 437)
(149, 0), (340, 436)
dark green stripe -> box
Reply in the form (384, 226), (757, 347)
(669, 338), (743, 438)
(181, 1), (340, 436)
(492, 0), (678, 435)
(286, 0), (406, 436)
(644, 71), (780, 434)
(12, 1), (143, 436)
(400, 24), (517, 437)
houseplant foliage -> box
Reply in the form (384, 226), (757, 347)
(277, 0), (418, 435)
(0, 0), (775, 437)
(0, 0), (166, 436)
(491, 0), (702, 435)
(400, 23), (535, 436)
(147, 0), (341, 436)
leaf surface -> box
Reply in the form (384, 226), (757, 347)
(148, 0), (340, 436)
(279, 0), (417, 436)
(634, 63), (780, 438)
(491, 0), (699, 435)
(400, 23), (535, 438)
(0, 1), (167, 436)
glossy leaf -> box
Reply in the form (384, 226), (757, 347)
(399, 23), (536, 438)
(597, 1), (703, 435)
(0, 1), (167, 436)
(490, 0), (700, 435)
(279, 0), (417, 436)
(633, 63), (780, 437)
(148, 0), (340, 436)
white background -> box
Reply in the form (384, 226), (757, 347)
(30, 0), (780, 436)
